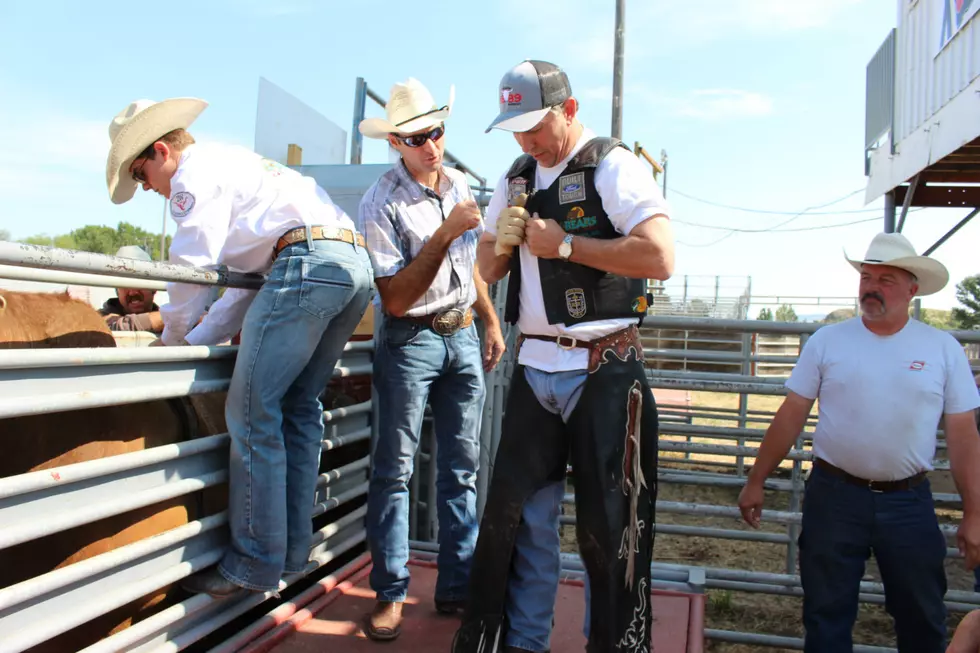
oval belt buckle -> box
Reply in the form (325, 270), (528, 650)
(432, 309), (464, 336)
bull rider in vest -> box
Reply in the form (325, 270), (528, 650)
(452, 60), (675, 653)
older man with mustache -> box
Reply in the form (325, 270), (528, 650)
(738, 232), (980, 653)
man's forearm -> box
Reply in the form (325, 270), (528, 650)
(946, 421), (980, 513)
(747, 400), (812, 484)
(103, 311), (162, 333)
(569, 231), (671, 280)
(471, 264), (499, 327)
(381, 231), (453, 317)
(477, 240), (511, 284)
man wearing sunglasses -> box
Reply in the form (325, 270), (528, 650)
(104, 97), (375, 598)
(356, 78), (506, 641)
(452, 60), (675, 653)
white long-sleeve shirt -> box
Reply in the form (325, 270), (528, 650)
(160, 143), (356, 346)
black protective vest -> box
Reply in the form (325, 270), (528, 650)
(503, 137), (651, 327)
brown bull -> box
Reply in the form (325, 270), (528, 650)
(0, 290), (228, 652)
(0, 291), (116, 349)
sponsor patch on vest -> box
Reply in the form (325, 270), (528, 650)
(170, 191), (196, 218)
(507, 177), (528, 205)
(566, 287), (587, 319)
(558, 172), (586, 204)
(563, 216), (597, 232)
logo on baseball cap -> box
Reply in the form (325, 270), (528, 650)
(485, 60), (572, 133)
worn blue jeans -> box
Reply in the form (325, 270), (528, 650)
(799, 463), (948, 652)
(505, 366), (587, 652)
(367, 318), (485, 603)
(219, 238), (374, 591)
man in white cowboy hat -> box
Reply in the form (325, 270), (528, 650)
(355, 77), (505, 640)
(738, 231), (980, 651)
(97, 245), (164, 333)
(105, 97), (375, 597)
(454, 60), (674, 653)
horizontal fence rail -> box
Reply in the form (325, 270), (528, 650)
(0, 242), (265, 289)
(0, 244), (378, 653)
(0, 398), (372, 653)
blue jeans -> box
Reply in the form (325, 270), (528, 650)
(219, 238), (375, 591)
(505, 366), (587, 652)
(799, 464), (947, 652)
(367, 317), (485, 603)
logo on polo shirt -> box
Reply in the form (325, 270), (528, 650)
(910, 360), (926, 371)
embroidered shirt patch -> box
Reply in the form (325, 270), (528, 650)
(170, 191), (196, 218)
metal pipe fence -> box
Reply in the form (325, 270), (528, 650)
(0, 250), (376, 653)
(6, 247), (980, 651)
(553, 315), (980, 649)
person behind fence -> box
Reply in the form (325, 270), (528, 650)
(737, 232), (980, 652)
(105, 96), (375, 596)
(452, 60), (675, 653)
(355, 77), (506, 641)
(97, 245), (164, 333)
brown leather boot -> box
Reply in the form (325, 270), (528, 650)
(366, 600), (404, 641)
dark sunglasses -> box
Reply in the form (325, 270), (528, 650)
(397, 124), (445, 148)
(131, 142), (157, 184)
(132, 158), (148, 184)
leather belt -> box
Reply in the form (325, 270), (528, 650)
(399, 308), (473, 336)
(814, 458), (926, 493)
(518, 325), (643, 374)
(273, 226), (365, 260)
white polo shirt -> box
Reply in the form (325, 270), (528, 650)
(786, 316), (980, 481)
(484, 127), (671, 373)
(160, 143), (355, 346)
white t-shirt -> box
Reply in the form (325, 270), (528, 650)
(161, 143), (355, 346)
(786, 317), (980, 481)
(484, 127), (671, 372)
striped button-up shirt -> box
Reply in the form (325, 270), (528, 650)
(357, 160), (483, 318)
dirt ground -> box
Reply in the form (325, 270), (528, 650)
(559, 391), (975, 652)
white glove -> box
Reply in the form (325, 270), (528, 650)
(494, 193), (530, 257)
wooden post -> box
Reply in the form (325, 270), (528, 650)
(286, 144), (303, 166)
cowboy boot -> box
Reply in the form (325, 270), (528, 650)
(180, 568), (245, 598)
(366, 600), (404, 641)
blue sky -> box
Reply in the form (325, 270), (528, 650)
(1, 0), (976, 313)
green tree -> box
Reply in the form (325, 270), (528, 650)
(19, 222), (170, 260)
(756, 308), (773, 321)
(775, 304), (798, 322)
(913, 308), (954, 330)
(69, 225), (120, 255)
(823, 308), (856, 323)
(952, 275), (980, 330)
(0, 229), (10, 242)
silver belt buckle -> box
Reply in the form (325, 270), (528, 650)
(432, 309), (464, 336)
(556, 335), (578, 350)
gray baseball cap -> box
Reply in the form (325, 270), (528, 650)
(485, 60), (572, 133)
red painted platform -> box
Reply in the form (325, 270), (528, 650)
(235, 555), (704, 653)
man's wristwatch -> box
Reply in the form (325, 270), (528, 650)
(558, 234), (574, 261)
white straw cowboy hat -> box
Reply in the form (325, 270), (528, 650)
(358, 78), (454, 139)
(844, 232), (949, 296)
(106, 97), (208, 205)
